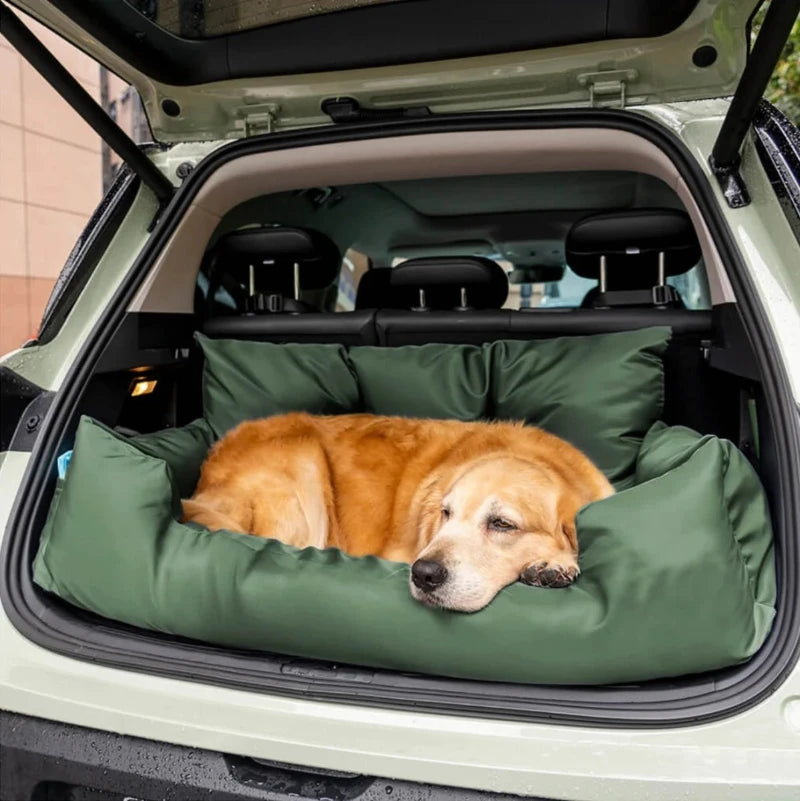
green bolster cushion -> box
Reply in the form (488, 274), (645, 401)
(198, 327), (670, 486)
(33, 416), (775, 685)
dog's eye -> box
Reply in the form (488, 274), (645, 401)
(441, 506), (451, 519)
(488, 517), (517, 531)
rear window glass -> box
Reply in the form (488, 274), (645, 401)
(125, 0), (405, 38)
(387, 258), (712, 312)
(528, 262), (711, 311)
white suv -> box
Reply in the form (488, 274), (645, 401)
(1, 1), (800, 799)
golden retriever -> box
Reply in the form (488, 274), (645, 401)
(182, 413), (613, 611)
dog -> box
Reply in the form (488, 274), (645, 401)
(182, 413), (614, 611)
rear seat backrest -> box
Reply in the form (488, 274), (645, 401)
(202, 242), (725, 437)
(565, 209), (701, 309)
(203, 311), (378, 345)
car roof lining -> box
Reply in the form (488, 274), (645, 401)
(212, 171), (684, 269)
(129, 128), (736, 313)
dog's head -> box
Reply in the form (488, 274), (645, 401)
(410, 455), (583, 612)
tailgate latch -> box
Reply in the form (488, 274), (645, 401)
(578, 69), (638, 109)
(321, 96), (432, 124)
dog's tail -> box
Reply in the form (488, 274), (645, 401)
(181, 495), (248, 534)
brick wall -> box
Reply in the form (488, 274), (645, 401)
(0, 16), (104, 355)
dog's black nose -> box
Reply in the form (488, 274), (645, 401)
(411, 560), (448, 591)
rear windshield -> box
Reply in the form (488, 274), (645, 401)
(125, 0), (405, 38)
(198, 171), (713, 316)
(532, 263), (711, 311)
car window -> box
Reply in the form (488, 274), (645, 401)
(125, 0), (406, 38)
(528, 262), (711, 311)
(383, 255), (711, 311)
(336, 249), (370, 311)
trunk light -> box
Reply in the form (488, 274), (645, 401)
(130, 378), (158, 397)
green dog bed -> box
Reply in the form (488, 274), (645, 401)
(32, 328), (776, 685)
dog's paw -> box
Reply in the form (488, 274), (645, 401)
(520, 562), (579, 588)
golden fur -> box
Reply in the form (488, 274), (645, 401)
(182, 413), (614, 611)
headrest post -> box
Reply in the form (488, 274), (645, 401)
(599, 254), (608, 293)
(293, 262), (301, 300)
(657, 251), (666, 286)
(248, 263), (255, 296)
(419, 288), (427, 309)
(460, 287), (467, 307)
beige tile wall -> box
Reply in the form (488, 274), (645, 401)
(0, 15), (103, 355)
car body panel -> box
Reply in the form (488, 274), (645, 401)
(0, 577), (799, 801)
(6, 0), (759, 143)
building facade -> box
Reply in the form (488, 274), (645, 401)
(0, 14), (141, 354)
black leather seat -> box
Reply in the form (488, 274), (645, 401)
(565, 209), (701, 309)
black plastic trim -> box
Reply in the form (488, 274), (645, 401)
(0, 368), (50, 453)
(2, 109), (799, 730)
(37, 0), (699, 86)
(95, 311), (195, 373)
(7, 392), (55, 453)
(0, 711), (530, 801)
(322, 96), (432, 124)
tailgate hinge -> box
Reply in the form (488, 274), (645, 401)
(578, 69), (638, 109)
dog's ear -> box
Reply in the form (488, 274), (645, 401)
(415, 472), (447, 547)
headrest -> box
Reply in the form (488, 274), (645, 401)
(211, 226), (341, 295)
(355, 268), (393, 310)
(566, 209), (701, 281)
(356, 257), (508, 310)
